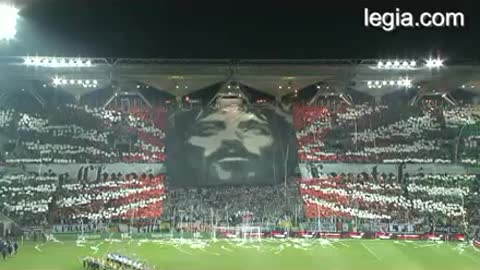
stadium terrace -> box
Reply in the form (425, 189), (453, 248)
(1, 56), (480, 270)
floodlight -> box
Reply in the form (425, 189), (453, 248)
(33, 58), (42, 65)
(399, 77), (412, 88)
(52, 77), (62, 85)
(425, 58), (444, 69)
(0, 4), (19, 40)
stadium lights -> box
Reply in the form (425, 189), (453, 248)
(376, 59), (416, 70)
(52, 76), (99, 88)
(0, 4), (19, 41)
(425, 57), (444, 69)
(24, 57), (95, 68)
(367, 77), (412, 89)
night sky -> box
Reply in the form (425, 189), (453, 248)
(1, 0), (479, 59)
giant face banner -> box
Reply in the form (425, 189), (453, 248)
(167, 104), (296, 186)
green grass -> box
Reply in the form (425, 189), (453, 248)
(1, 238), (480, 270)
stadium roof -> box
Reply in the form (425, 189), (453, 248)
(1, 57), (480, 98)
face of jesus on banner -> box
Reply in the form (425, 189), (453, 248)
(186, 107), (275, 185)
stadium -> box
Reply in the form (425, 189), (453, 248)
(1, 1), (480, 270)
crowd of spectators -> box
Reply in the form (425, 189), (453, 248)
(294, 102), (480, 164)
(0, 172), (167, 226)
(0, 174), (57, 225)
(1, 168), (479, 235)
(164, 183), (301, 229)
(0, 104), (167, 164)
(298, 172), (479, 230)
(2, 100), (480, 237)
(55, 173), (166, 222)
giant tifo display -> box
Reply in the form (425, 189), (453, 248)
(1, 57), (480, 270)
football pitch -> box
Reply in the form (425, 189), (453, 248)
(1, 238), (480, 270)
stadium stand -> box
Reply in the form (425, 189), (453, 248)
(0, 104), (167, 164)
(164, 183), (300, 227)
(293, 102), (480, 164)
(1, 90), (480, 243)
(0, 172), (167, 226)
(298, 173), (473, 222)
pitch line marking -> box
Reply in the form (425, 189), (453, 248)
(173, 245), (193, 256)
(361, 243), (381, 261)
(34, 244), (43, 252)
(415, 243), (438, 249)
(335, 241), (350, 248)
(221, 245), (234, 252)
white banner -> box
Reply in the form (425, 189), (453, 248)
(24, 163), (166, 181)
